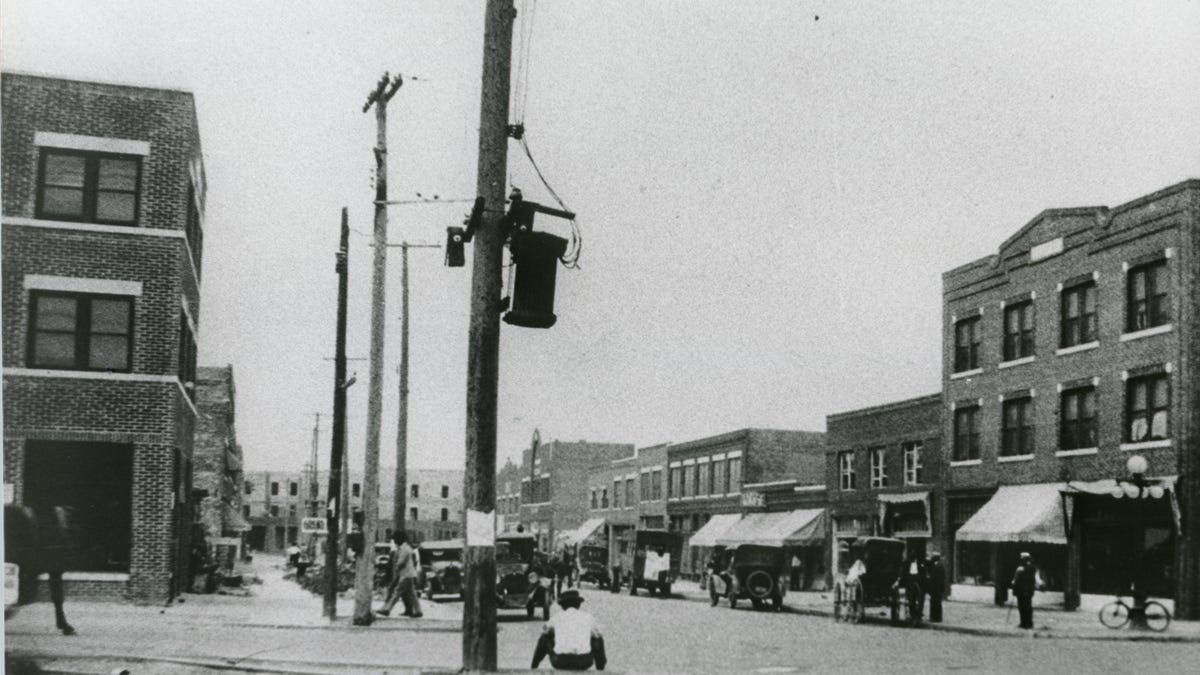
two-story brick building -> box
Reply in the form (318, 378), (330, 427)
(941, 180), (1199, 618)
(579, 443), (668, 574)
(2, 72), (207, 602)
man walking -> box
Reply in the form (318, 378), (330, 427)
(378, 532), (422, 618)
(926, 552), (945, 623)
(1010, 551), (1038, 629)
(532, 589), (607, 671)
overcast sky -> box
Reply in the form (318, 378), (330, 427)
(3, 1), (1199, 474)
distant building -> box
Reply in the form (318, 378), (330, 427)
(2, 72), (207, 602)
(193, 365), (249, 543)
(496, 457), (524, 535)
(582, 443), (668, 574)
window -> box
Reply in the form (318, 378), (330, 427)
(640, 474), (649, 502)
(352, 482), (361, 498)
(727, 457), (742, 492)
(953, 406), (981, 461)
(903, 441), (924, 485)
(185, 184), (203, 278)
(1061, 282), (1097, 347)
(178, 314), (196, 398)
(613, 480), (622, 509)
(440, 508), (449, 522)
(1127, 374), (1170, 442)
(651, 470), (662, 500)
(601, 488), (608, 509)
(692, 463), (702, 497)
(953, 316), (981, 372)
(1001, 397), (1035, 456)
(411, 484), (419, 499)
(289, 482), (298, 497)
(243, 504), (251, 518)
(711, 461), (725, 496)
(244, 481), (254, 495)
(697, 462), (710, 497)
(1003, 301), (1035, 361)
(869, 448), (887, 488)
(441, 485), (449, 499)
(27, 292), (133, 372)
(668, 466), (681, 499)
(1127, 260), (1170, 332)
(590, 489), (597, 509)
(270, 505), (279, 517)
(625, 478), (634, 507)
(270, 482), (280, 496)
(1060, 387), (1097, 450)
(410, 507), (419, 521)
(838, 451), (856, 490)
(288, 504), (296, 516)
(36, 149), (141, 224)
(680, 465), (690, 497)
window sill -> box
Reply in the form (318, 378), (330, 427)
(950, 368), (983, 380)
(1120, 440), (1171, 452)
(1120, 324), (1173, 342)
(38, 572), (129, 582)
(997, 454), (1034, 463)
(1056, 341), (1099, 357)
(950, 459), (982, 467)
(998, 356), (1036, 370)
(1055, 447), (1099, 457)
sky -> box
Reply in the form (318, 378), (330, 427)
(3, 1), (1199, 475)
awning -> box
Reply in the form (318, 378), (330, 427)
(878, 491), (931, 538)
(559, 517), (606, 546)
(956, 483), (1065, 545)
(716, 509), (825, 548)
(1061, 476), (1180, 537)
(687, 513), (742, 548)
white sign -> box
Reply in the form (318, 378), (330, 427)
(301, 517), (327, 534)
(466, 509), (495, 546)
(740, 492), (765, 508)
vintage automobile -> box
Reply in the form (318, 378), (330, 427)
(419, 538), (464, 600)
(495, 533), (552, 620)
(628, 529), (683, 598)
(711, 544), (788, 611)
(373, 542), (394, 588)
(577, 544), (610, 588)
(832, 536), (913, 625)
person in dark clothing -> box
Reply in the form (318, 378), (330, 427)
(895, 551), (926, 623)
(1010, 552), (1039, 629)
(926, 552), (945, 623)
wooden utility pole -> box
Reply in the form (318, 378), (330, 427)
(393, 242), (441, 540)
(355, 73), (403, 626)
(324, 208), (351, 620)
(309, 413), (321, 517)
(462, 1), (516, 670)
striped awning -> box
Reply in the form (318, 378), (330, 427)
(956, 483), (1065, 545)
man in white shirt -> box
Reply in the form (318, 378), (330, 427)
(531, 589), (607, 671)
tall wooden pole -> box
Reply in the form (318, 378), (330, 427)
(462, 1), (515, 670)
(355, 73), (403, 626)
(324, 208), (350, 620)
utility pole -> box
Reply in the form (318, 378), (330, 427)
(355, 72), (403, 626)
(462, 1), (515, 670)
(393, 241), (441, 540)
(324, 208), (351, 620)
(309, 413), (321, 517)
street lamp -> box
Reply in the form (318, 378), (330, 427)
(1112, 454), (1157, 628)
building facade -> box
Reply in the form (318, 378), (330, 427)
(582, 443), (668, 571)
(2, 73), (207, 602)
(825, 394), (943, 586)
(942, 180), (1199, 617)
(193, 365), (248, 542)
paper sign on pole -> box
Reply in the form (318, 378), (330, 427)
(466, 509), (495, 546)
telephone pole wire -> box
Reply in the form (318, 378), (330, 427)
(355, 72), (403, 626)
(462, 1), (515, 670)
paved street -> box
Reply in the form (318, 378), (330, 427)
(7, 561), (1200, 674)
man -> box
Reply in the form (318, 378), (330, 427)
(378, 532), (422, 618)
(895, 551), (925, 623)
(286, 543), (302, 568)
(926, 552), (945, 623)
(1010, 551), (1038, 630)
(531, 589), (607, 671)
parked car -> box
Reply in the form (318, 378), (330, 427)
(577, 544), (610, 588)
(716, 544), (788, 611)
(419, 538), (464, 600)
(495, 533), (552, 620)
(628, 529), (683, 598)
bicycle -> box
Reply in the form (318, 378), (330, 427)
(1098, 594), (1171, 632)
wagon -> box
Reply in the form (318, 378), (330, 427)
(832, 536), (914, 625)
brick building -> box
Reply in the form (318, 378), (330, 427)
(193, 365), (248, 543)
(580, 443), (668, 572)
(824, 394), (943, 586)
(666, 428), (825, 577)
(941, 180), (1199, 618)
(496, 457), (524, 535)
(2, 72), (207, 602)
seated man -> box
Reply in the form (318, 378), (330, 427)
(532, 589), (607, 671)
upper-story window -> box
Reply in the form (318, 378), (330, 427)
(270, 482), (279, 496)
(680, 465), (690, 497)
(696, 462), (709, 497)
(953, 316), (981, 372)
(651, 470), (662, 500)
(1002, 301), (1035, 361)
(727, 457), (742, 492)
(613, 479), (622, 508)
(625, 478), (634, 507)
(1127, 260), (1170, 332)
(289, 482), (298, 496)
(601, 488), (608, 509)
(441, 485), (449, 499)
(244, 481), (254, 495)
(838, 451), (856, 490)
(1000, 397), (1035, 457)
(270, 505), (279, 517)
(953, 406), (980, 461)
(410, 507), (419, 521)
(37, 149), (142, 225)
(440, 508), (449, 522)
(411, 484), (419, 498)
(1127, 374), (1170, 442)
(27, 292), (133, 372)
(178, 313), (196, 399)
(902, 441), (924, 485)
(1060, 386), (1097, 450)
(352, 482), (361, 498)
(668, 466), (681, 499)
(711, 461), (725, 495)
(869, 448), (888, 488)
(185, 184), (203, 278)
(590, 489), (597, 509)
(1060, 282), (1097, 347)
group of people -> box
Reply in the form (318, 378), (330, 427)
(891, 551), (947, 623)
(376, 531), (422, 618)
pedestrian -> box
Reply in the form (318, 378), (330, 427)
(286, 543), (301, 568)
(378, 532), (422, 618)
(894, 551), (925, 623)
(790, 553), (803, 591)
(555, 550), (573, 597)
(926, 552), (945, 623)
(531, 589), (607, 671)
(1010, 551), (1039, 630)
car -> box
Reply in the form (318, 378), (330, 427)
(718, 544), (788, 611)
(495, 533), (552, 620)
(577, 544), (610, 588)
(628, 529), (682, 598)
(419, 539), (464, 600)
(374, 542), (394, 587)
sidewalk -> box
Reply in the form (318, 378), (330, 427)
(670, 580), (1200, 642)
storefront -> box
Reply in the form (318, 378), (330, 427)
(716, 508), (826, 590)
(687, 513), (742, 588)
(878, 491), (933, 559)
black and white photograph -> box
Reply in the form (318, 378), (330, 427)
(2, 1), (1199, 673)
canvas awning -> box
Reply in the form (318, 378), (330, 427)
(878, 490), (931, 537)
(687, 513), (742, 548)
(716, 509), (825, 548)
(956, 483), (1065, 545)
(559, 517), (606, 546)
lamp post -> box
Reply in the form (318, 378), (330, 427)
(1111, 454), (1162, 629)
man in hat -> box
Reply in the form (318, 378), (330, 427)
(532, 589), (607, 671)
(926, 552), (945, 623)
(1010, 552), (1038, 629)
